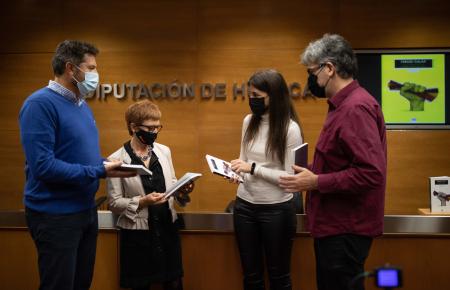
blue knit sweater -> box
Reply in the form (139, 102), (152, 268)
(19, 87), (106, 214)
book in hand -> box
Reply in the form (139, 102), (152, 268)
(205, 154), (243, 183)
(103, 162), (153, 176)
(165, 172), (202, 198)
(292, 143), (308, 169)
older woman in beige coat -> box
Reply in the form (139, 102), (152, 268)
(107, 100), (191, 290)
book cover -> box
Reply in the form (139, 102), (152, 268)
(165, 172), (202, 198)
(205, 154), (243, 183)
(292, 143), (308, 168)
(103, 162), (153, 176)
(430, 176), (450, 213)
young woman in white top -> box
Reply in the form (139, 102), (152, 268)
(230, 69), (303, 290)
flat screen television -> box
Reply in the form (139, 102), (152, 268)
(355, 49), (450, 129)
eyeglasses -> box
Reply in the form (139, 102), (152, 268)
(307, 63), (326, 75)
(138, 124), (163, 133)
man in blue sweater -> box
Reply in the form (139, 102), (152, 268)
(19, 40), (136, 290)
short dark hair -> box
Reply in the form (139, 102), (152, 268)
(51, 40), (99, 76)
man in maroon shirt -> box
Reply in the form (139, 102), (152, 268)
(279, 34), (387, 290)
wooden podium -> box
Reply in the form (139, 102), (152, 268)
(418, 208), (450, 215)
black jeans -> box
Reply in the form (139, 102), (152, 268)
(314, 234), (373, 290)
(233, 197), (297, 290)
(25, 207), (98, 290)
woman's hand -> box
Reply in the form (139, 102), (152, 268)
(176, 181), (195, 195)
(174, 182), (194, 207)
(138, 192), (166, 209)
(226, 174), (242, 184)
(230, 159), (251, 174)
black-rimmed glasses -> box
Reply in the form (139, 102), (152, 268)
(138, 124), (163, 133)
(307, 63), (326, 75)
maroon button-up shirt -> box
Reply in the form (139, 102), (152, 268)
(306, 80), (387, 238)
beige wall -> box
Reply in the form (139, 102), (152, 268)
(1, 0), (450, 213)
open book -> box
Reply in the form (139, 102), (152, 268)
(103, 162), (153, 176)
(205, 154), (243, 183)
(165, 172), (202, 198)
(292, 143), (308, 169)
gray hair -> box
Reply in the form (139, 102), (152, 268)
(300, 34), (357, 79)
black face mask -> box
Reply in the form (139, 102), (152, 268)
(136, 130), (157, 146)
(307, 73), (326, 98)
(249, 97), (267, 116)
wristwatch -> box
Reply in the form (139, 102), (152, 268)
(250, 162), (256, 175)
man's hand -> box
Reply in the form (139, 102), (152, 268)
(104, 160), (137, 178)
(400, 82), (426, 111)
(139, 192), (166, 209)
(279, 165), (318, 192)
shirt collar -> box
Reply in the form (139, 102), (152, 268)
(327, 80), (360, 109)
(47, 80), (84, 106)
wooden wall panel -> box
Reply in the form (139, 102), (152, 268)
(0, 54), (54, 129)
(1, 229), (450, 290)
(339, 0), (450, 48)
(0, 132), (25, 209)
(61, 0), (198, 52)
(196, 0), (336, 50)
(0, 229), (39, 290)
(1, 0), (450, 213)
(385, 131), (450, 214)
(0, 53), (55, 210)
(0, 1), (64, 53)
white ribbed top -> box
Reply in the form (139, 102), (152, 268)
(237, 114), (303, 204)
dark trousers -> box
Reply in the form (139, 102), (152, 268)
(233, 197), (297, 290)
(25, 207), (98, 290)
(314, 234), (373, 290)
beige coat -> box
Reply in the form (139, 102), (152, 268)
(106, 142), (178, 230)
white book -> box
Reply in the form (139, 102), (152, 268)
(165, 172), (202, 198)
(292, 143), (308, 168)
(205, 154), (243, 183)
(103, 162), (153, 176)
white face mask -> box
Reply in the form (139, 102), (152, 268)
(72, 65), (99, 97)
